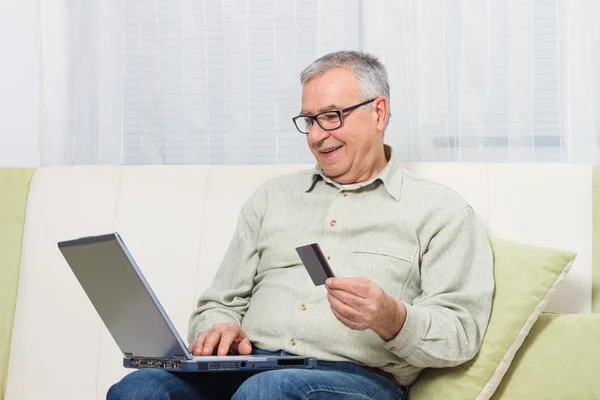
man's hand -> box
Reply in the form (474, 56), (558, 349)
(325, 277), (407, 340)
(188, 322), (252, 356)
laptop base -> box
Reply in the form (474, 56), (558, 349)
(124, 355), (318, 372)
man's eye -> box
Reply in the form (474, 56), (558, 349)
(322, 113), (338, 122)
(303, 117), (313, 126)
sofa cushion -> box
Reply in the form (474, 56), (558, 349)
(0, 168), (36, 398)
(492, 312), (600, 399)
(409, 236), (576, 400)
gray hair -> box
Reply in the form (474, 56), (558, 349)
(299, 51), (391, 124)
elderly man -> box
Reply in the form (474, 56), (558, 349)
(108, 51), (494, 400)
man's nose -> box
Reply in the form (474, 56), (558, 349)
(307, 122), (330, 142)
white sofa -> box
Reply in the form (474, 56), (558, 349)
(3, 163), (599, 399)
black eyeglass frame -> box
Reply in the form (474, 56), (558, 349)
(292, 97), (378, 135)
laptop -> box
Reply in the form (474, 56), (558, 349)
(57, 232), (317, 372)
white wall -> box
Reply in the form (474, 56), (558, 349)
(0, 0), (40, 167)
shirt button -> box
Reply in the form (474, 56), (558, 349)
(289, 338), (297, 346)
(389, 346), (396, 351)
(342, 191), (348, 197)
(330, 220), (336, 227)
(326, 256), (331, 261)
(300, 304), (307, 311)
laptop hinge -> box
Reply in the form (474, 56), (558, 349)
(124, 353), (134, 359)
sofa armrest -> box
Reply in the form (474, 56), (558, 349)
(0, 168), (36, 399)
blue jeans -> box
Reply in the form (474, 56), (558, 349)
(107, 349), (408, 399)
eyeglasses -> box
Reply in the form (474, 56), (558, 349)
(292, 98), (377, 135)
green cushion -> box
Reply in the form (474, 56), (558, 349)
(492, 312), (600, 399)
(0, 168), (36, 399)
(409, 236), (576, 400)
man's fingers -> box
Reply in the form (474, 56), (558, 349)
(201, 330), (222, 356)
(327, 288), (365, 311)
(328, 291), (360, 322)
(189, 323), (252, 357)
(217, 329), (239, 356)
(347, 278), (369, 297)
(326, 277), (369, 298)
(331, 306), (360, 330)
(190, 331), (209, 355)
(236, 337), (253, 355)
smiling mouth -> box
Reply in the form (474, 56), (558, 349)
(320, 145), (343, 154)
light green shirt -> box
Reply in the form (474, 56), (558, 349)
(188, 145), (494, 386)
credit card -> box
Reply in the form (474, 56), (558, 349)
(295, 243), (335, 286)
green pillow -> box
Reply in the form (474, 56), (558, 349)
(409, 236), (576, 400)
(492, 312), (600, 399)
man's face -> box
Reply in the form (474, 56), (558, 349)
(301, 68), (385, 184)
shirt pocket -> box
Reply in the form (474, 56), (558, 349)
(350, 242), (419, 297)
(352, 242), (418, 264)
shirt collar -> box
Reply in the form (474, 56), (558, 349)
(303, 144), (402, 201)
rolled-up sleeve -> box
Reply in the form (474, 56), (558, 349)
(384, 206), (494, 368)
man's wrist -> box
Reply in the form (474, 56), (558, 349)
(375, 296), (407, 341)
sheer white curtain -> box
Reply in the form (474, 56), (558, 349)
(40, 0), (600, 165)
(42, 0), (360, 165)
(364, 0), (600, 163)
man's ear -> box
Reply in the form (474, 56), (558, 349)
(374, 97), (389, 132)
